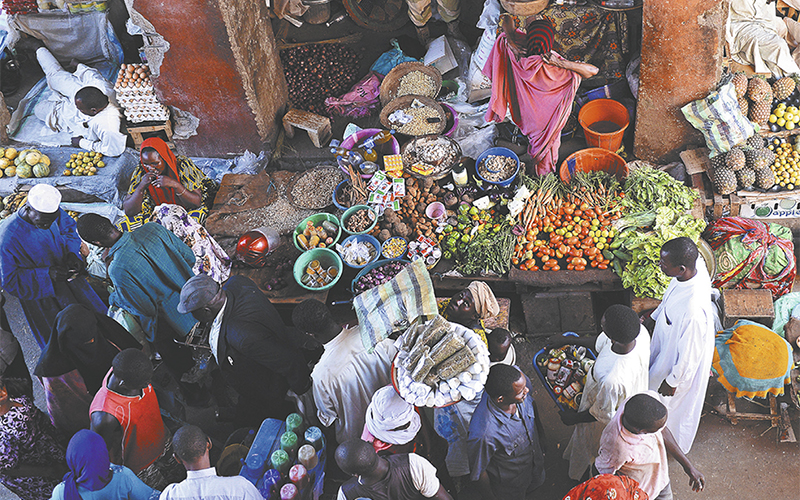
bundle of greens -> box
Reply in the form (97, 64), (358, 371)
(455, 225), (515, 276)
(610, 206), (706, 298)
(622, 163), (698, 213)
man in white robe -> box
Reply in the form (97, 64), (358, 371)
(33, 46), (126, 156)
(648, 237), (715, 454)
(554, 305), (650, 481)
(728, 0), (800, 76)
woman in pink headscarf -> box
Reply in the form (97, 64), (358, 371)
(484, 16), (599, 175)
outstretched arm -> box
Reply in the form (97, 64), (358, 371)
(664, 427), (705, 492)
(543, 52), (599, 79)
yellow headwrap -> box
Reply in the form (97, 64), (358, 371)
(467, 281), (499, 319)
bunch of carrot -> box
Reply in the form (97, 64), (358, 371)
(513, 172), (623, 272)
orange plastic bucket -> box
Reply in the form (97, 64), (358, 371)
(578, 99), (629, 151)
(559, 148), (627, 183)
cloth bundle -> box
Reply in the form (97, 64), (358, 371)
(705, 217), (796, 299)
(325, 72), (382, 119)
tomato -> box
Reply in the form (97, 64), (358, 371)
(524, 259), (536, 269)
(551, 265), (560, 271)
(532, 265), (540, 271)
(575, 265), (586, 271)
(598, 263), (608, 270)
(512, 257), (520, 265)
(525, 242), (535, 251)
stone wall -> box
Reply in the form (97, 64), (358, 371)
(634, 0), (727, 163)
(133, 0), (287, 156)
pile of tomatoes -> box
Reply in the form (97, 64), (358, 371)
(512, 200), (620, 272)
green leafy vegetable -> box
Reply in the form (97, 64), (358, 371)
(455, 225), (515, 276)
(622, 164), (698, 213)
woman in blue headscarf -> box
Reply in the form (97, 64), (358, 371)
(49, 429), (159, 500)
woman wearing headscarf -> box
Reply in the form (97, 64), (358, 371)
(34, 305), (141, 436)
(563, 474), (648, 500)
(121, 137), (217, 231)
(440, 281), (500, 346)
(484, 16), (599, 175)
(49, 429), (159, 500)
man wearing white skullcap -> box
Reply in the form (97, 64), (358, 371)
(0, 183), (106, 347)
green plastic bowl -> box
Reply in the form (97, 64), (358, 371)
(293, 248), (343, 291)
(294, 213), (341, 252)
(342, 205), (378, 235)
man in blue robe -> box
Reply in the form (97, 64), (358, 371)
(0, 184), (106, 348)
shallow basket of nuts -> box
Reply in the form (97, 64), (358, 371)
(380, 62), (442, 106)
(401, 134), (462, 181)
(342, 205), (378, 235)
(380, 95), (447, 137)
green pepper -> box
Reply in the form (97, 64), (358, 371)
(444, 225), (453, 233)
(457, 223), (466, 231)
(459, 204), (469, 214)
(469, 206), (479, 216)
(461, 234), (471, 244)
(443, 251), (453, 260)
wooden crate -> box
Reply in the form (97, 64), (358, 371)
(128, 119), (175, 150)
(681, 148), (745, 218)
(721, 289), (774, 328)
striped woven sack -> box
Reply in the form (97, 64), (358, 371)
(354, 259), (438, 352)
(681, 82), (756, 157)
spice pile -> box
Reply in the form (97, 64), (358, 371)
(290, 167), (344, 209)
(280, 44), (361, 115)
(397, 71), (436, 99)
(2, 0), (37, 14)
(395, 315), (490, 407)
(389, 103), (442, 136)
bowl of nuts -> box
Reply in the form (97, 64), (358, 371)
(476, 147), (520, 187)
(342, 205), (378, 235)
(382, 236), (408, 259)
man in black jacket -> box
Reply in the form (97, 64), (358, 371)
(178, 274), (312, 427)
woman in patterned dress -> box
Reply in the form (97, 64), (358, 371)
(0, 376), (66, 500)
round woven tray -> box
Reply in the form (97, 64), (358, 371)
(380, 95), (446, 136)
(499, 0), (548, 16)
(401, 134), (462, 181)
(380, 62), (442, 106)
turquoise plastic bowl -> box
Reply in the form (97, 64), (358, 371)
(341, 205), (377, 235)
(338, 234), (381, 269)
(293, 248), (343, 291)
(294, 213), (341, 252)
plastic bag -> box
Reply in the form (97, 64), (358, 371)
(371, 39), (419, 77)
(325, 71), (382, 119)
(448, 37), (472, 81)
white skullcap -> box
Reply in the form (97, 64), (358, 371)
(27, 184), (61, 213)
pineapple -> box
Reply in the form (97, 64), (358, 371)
(773, 77), (796, 100)
(713, 167), (738, 194)
(710, 153), (727, 172)
(744, 147), (774, 171)
(746, 135), (764, 149)
(755, 167), (776, 189)
(736, 167), (756, 189)
(747, 76), (772, 102)
(738, 96), (749, 117)
(749, 98), (772, 126)
(726, 147), (746, 171)
(733, 72), (748, 98)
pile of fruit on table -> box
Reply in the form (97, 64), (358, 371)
(63, 152), (105, 177)
(0, 147), (52, 179)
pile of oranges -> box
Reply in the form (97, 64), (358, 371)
(513, 200), (620, 272)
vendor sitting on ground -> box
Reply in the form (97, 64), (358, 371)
(121, 137), (217, 231)
(440, 281), (499, 345)
(33, 45), (126, 157)
(484, 16), (598, 176)
(728, 0), (800, 76)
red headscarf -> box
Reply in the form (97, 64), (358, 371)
(140, 137), (180, 206)
(563, 474), (649, 500)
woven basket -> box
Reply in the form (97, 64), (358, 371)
(380, 62), (442, 106)
(500, 0), (548, 16)
(380, 95), (446, 136)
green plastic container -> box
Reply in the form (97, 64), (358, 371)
(293, 213), (341, 252)
(341, 205), (377, 235)
(293, 248), (343, 291)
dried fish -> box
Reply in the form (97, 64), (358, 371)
(403, 344), (429, 371)
(411, 352), (435, 383)
(437, 347), (477, 380)
(429, 331), (466, 365)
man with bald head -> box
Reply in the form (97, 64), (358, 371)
(335, 439), (452, 500)
(0, 184), (106, 348)
(647, 237), (715, 454)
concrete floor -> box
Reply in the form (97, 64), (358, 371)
(2, 289), (799, 499)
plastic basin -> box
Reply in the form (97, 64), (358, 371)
(293, 213), (341, 252)
(341, 205), (377, 235)
(293, 248), (343, 291)
(578, 98), (629, 151)
(558, 148), (627, 183)
(337, 234), (381, 269)
(381, 236), (408, 259)
(476, 147), (520, 187)
(350, 259), (412, 294)
(340, 129), (401, 177)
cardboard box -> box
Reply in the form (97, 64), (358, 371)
(424, 36), (458, 75)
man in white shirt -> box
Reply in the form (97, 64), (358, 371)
(550, 304), (651, 480)
(34, 45), (126, 156)
(292, 299), (397, 445)
(160, 425), (261, 500)
(647, 237), (715, 454)
(336, 439), (452, 500)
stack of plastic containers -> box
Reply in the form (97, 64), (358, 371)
(240, 414), (326, 500)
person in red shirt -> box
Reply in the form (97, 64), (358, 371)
(89, 348), (185, 490)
